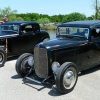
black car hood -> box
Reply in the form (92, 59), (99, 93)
(0, 31), (18, 38)
(39, 37), (79, 49)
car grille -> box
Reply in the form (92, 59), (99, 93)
(34, 47), (48, 78)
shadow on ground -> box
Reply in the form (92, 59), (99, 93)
(11, 74), (62, 96)
(11, 74), (22, 79)
(11, 64), (100, 96)
(23, 79), (62, 96)
(79, 65), (100, 76)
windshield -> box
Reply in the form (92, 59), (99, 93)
(0, 25), (19, 32)
(57, 27), (89, 38)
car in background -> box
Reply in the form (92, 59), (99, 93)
(0, 21), (50, 67)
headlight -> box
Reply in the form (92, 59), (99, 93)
(28, 56), (34, 66)
(51, 62), (60, 74)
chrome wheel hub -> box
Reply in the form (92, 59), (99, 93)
(63, 67), (77, 89)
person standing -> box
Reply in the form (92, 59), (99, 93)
(2, 15), (8, 23)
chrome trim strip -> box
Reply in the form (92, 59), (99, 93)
(0, 34), (18, 38)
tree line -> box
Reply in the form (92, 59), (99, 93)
(0, 2), (100, 24)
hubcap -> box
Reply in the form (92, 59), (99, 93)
(63, 67), (77, 89)
(21, 56), (34, 74)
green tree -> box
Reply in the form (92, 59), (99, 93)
(62, 12), (86, 22)
(92, 0), (99, 19)
(30, 13), (40, 20)
(37, 18), (50, 24)
(39, 14), (50, 19)
(91, 0), (100, 19)
(87, 15), (95, 20)
(50, 15), (59, 22)
(8, 15), (23, 21)
(0, 6), (23, 21)
(0, 6), (17, 16)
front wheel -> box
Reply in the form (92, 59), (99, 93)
(15, 53), (34, 77)
(56, 62), (78, 94)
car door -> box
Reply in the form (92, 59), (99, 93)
(19, 24), (40, 53)
(11, 35), (21, 54)
(87, 26), (100, 66)
(78, 40), (90, 70)
(75, 28), (90, 71)
(8, 25), (21, 55)
(19, 24), (34, 53)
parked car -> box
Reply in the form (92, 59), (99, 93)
(0, 21), (50, 67)
(15, 20), (100, 94)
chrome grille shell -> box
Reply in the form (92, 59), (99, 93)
(34, 47), (48, 78)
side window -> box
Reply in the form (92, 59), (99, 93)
(21, 25), (33, 34)
(91, 27), (100, 39)
(25, 25), (33, 32)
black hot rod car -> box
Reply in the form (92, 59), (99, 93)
(15, 20), (100, 94)
(0, 21), (50, 67)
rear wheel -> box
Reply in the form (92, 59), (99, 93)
(56, 62), (78, 94)
(0, 49), (7, 67)
(15, 53), (34, 77)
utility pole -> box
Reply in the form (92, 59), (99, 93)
(95, 0), (98, 19)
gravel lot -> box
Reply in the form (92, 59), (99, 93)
(0, 58), (100, 100)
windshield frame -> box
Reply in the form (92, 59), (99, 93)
(0, 25), (19, 33)
(56, 26), (90, 39)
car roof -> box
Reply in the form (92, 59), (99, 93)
(58, 20), (100, 28)
(1, 21), (38, 25)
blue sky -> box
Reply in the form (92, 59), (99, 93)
(0, 0), (95, 17)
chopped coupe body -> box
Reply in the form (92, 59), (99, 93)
(0, 21), (50, 66)
(15, 20), (100, 94)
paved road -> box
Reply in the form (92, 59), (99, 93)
(0, 59), (100, 100)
